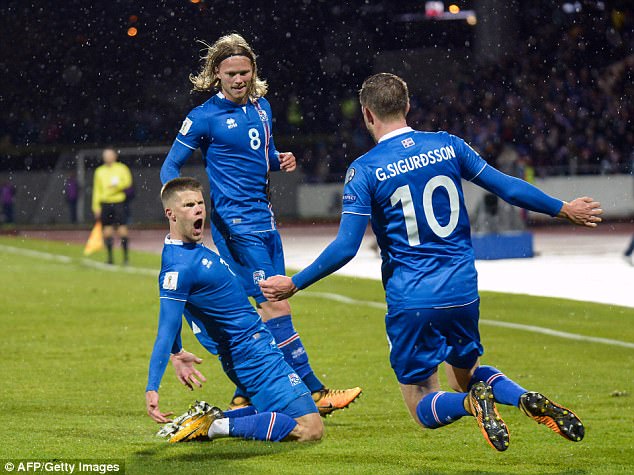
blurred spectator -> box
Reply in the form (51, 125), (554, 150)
(1, 1), (632, 181)
(64, 172), (79, 224)
(1, 182), (16, 224)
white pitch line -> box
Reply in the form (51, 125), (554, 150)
(0, 244), (72, 263)
(2, 244), (633, 349)
(302, 291), (634, 349)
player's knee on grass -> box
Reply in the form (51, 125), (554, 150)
(290, 413), (323, 441)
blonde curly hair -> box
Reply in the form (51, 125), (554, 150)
(189, 33), (268, 99)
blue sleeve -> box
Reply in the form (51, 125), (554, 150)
(269, 148), (281, 172)
(171, 327), (183, 354)
(472, 165), (563, 217)
(341, 162), (372, 215)
(292, 213), (369, 290)
(146, 298), (186, 392)
(266, 101), (281, 171)
(449, 134), (488, 181)
(160, 140), (195, 184)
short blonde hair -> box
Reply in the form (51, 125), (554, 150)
(189, 33), (268, 99)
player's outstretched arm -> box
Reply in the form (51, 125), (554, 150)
(557, 196), (603, 227)
(260, 213), (369, 301)
(145, 298), (187, 422)
(160, 141), (194, 184)
(171, 350), (207, 391)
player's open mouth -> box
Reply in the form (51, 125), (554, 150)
(193, 218), (203, 233)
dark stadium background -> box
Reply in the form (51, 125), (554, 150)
(0, 0), (632, 225)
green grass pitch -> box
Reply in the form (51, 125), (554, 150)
(0, 236), (632, 474)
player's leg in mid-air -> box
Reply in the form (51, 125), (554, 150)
(444, 300), (584, 443)
(213, 227), (362, 416)
(162, 336), (324, 443)
(447, 363), (585, 442)
(388, 303), (510, 451)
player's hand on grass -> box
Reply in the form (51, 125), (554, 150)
(171, 350), (207, 391)
(259, 275), (297, 301)
(278, 152), (297, 173)
(146, 390), (174, 423)
(558, 196), (603, 228)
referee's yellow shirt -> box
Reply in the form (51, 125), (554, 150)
(92, 162), (133, 214)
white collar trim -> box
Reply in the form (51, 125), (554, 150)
(164, 235), (183, 245)
(378, 126), (414, 143)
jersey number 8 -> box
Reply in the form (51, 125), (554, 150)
(248, 128), (261, 150)
(390, 175), (460, 245)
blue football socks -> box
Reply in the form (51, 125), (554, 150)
(470, 365), (527, 407)
(416, 391), (469, 429)
(266, 315), (324, 393)
(229, 412), (298, 441)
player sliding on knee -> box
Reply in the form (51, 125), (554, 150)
(259, 73), (599, 451)
(145, 178), (322, 443)
(159, 401), (321, 443)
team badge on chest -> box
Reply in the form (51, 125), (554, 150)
(226, 117), (238, 129)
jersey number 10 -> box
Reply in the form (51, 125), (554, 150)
(390, 175), (460, 245)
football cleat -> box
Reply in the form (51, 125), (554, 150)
(156, 401), (225, 443)
(312, 387), (363, 417)
(227, 395), (252, 411)
(468, 382), (510, 452)
(520, 392), (584, 442)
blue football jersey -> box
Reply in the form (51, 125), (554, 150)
(342, 127), (487, 309)
(158, 236), (267, 357)
(174, 93), (280, 233)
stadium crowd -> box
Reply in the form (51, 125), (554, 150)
(1, 0), (632, 179)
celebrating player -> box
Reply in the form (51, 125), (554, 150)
(260, 73), (603, 451)
(160, 33), (361, 415)
(145, 177), (323, 443)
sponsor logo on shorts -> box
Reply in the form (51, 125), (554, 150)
(288, 372), (302, 386)
(253, 269), (266, 285)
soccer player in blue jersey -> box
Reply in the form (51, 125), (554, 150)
(160, 33), (361, 415)
(145, 177), (323, 443)
(260, 73), (603, 451)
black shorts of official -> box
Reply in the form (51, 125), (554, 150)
(101, 202), (128, 226)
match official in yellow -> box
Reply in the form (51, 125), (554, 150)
(92, 147), (133, 265)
